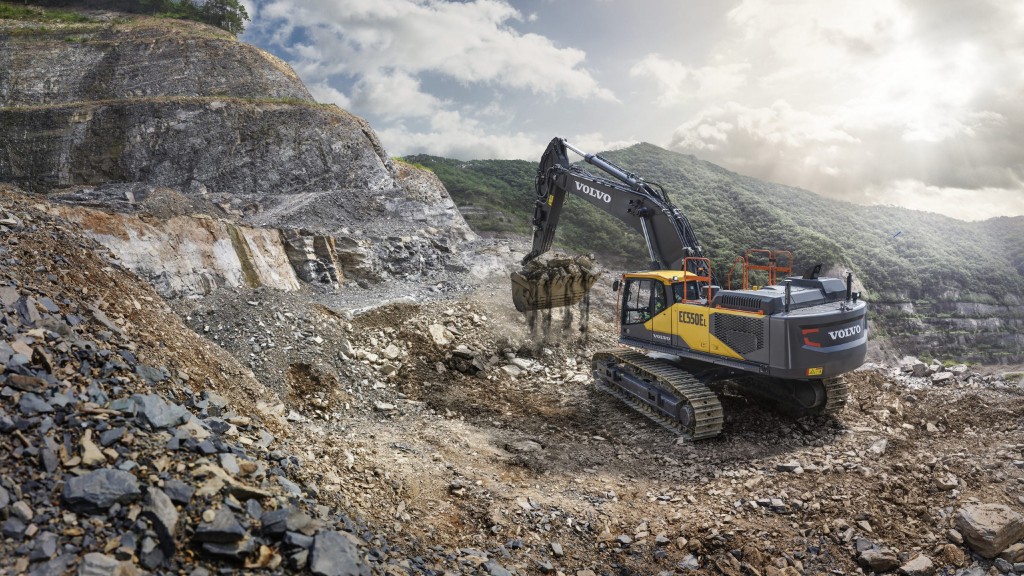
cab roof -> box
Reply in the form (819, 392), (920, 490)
(624, 270), (704, 283)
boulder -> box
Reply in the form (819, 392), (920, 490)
(956, 503), (1024, 558)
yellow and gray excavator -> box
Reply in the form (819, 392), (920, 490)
(512, 137), (867, 439)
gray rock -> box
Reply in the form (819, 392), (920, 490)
(162, 479), (194, 505)
(30, 531), (59, 562)
(131, 394), (190, 430)
(98, 427), (125, 447)
(62, 469), (141, 513)
(19, 392), (53, 415)
(200, 537), (256, 561)
(993, 558), (1013, 573)
(911, 362), (929, 377)
(956, 503), (1024, 558)
(194, 508), (246, 543)
(678, 554), (700, 571)
(550, 542), (564, 557)
(2, 516), (26, 539)
(484, 560), (513, 576)
(143, 488), (179, 556)
(283, 531), (315, 550)
(0, 486), (8, 509)
(310, 530), (369, 576)
(932, 372), (955, 385)
(79, 552), (122, 576)
(262, 507), (314, 537)
(29, 553), (74, 576)
(859, 549), (900, 572)
(898, 554), (934, 576)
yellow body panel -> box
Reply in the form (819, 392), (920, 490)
(629, 271), (758, 361)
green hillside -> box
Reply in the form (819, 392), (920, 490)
(407, 145), (1024, 303)
(404, 144), (1024, 362)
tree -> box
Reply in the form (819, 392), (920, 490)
(197, 0), (248, 35)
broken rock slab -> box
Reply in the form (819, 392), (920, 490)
(956, 503), (1024, 558)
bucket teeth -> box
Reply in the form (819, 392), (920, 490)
(511, 255), (598, 312)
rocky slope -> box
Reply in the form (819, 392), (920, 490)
(5, 188), (1024, 576)
(0, 9), (473, 298)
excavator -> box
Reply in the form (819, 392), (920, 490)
(511, 137), (867, 439)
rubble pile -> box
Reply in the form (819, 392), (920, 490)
(3, 185), (1024, 575)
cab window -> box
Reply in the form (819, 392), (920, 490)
(623, 279), (667, 324)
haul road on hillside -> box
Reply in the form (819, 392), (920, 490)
(511, 137), (868, 439)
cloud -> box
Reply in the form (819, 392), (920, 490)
(661, 0), (1024, 220)
(248, 0), (614, 101)
(864, 180), (1024, 221)
(629, 54), (750, 106)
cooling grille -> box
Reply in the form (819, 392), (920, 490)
(713, 314), (765, 354)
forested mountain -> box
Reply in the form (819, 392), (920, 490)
(405, 144), (1024, 363)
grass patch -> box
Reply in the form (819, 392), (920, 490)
(0, 2), (92, 23)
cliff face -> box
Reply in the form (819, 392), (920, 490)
(0, 18), (310, 104)
(0, 11), (473, 295)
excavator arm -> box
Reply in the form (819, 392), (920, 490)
(524, 138), (707, 273)
(512, 137), (713, 312)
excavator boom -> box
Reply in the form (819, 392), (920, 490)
(513, 137), (709, 312)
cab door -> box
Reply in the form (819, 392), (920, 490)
(620, 277), (670, 345)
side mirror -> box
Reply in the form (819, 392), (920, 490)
(611, 279), (620, 292)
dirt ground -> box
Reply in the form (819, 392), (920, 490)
(256, 280), (1024, 575)
(5, 185), (1023, 575)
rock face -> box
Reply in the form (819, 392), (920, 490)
(0, 19), (311, 106)
(0, 12), (473, 297)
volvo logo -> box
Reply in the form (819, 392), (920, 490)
(828, 325), (862, 340)
(575, 181), (612, 203)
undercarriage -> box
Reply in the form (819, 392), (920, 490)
(592, 348), (849, 440)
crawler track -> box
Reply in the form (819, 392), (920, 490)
(592, 349), (724, 440)
(728, 375), (849, 417)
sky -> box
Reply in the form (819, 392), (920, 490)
(240, 0), (1024, 221)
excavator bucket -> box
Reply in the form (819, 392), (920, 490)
(511, 255), (599, 312)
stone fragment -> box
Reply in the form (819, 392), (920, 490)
(30, 531), (58, 562)
(194, 508), (246, 543)
(62, 469), (141, 513)
(931, 372), (954, 385)
(427, 324), (450, 346)
(131, 394), (190, 430)
(98, 427), (126, 447)
(262, 507), (314, 537)
(162, 479), (194, 505)
(934, 473), (959, 491)
(550, 542), (564, 557)
(19, 392), (53, 415)
(993, 558), (1013, 574)
(201, 537), (256, 561)
(143, 488), (179, 556)
(776, 461), (802, 473)
(310, 530), (369, 576)
(1000, 543), (1024, 563)
(868, 439), (888, 456)
(898, 554), (934, 576)
(859, 549), (899, 572)
(78, 553), (121, 576)
(936, 543), (965, 567)
(956, 503), (1024, 558)
(11, 500), (34, 522)
(80, 430), (106, 467)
